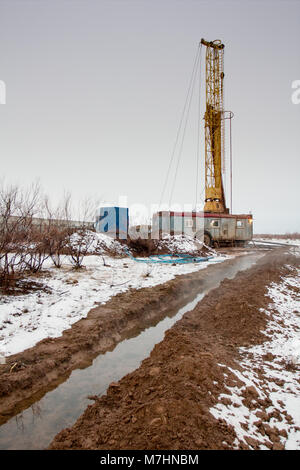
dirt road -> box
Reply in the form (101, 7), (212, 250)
(0, 250), (258, 423)
(49, 248), (300, 450)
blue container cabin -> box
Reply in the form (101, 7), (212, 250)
(95, 206), (129, 239)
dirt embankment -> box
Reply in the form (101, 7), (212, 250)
(49, 248), (299, 450)
(0, 252), (257, 423)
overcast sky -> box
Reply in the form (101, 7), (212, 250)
(0, 0), (299, 232)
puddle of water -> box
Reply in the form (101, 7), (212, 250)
(0, 253), (262, 449)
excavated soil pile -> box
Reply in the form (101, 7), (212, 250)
(49, 249), (298, 450)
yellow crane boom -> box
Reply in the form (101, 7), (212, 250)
(201, 38), (228, 214)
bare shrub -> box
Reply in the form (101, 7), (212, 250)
(42, 195), (70, 268)
(66, 229), (96, 269)
(0, 182), (102, 286)
(44, 225), (68, 268)
(22, 223), (50, 273)
(62, 194), (98, 269)
(0, 181), (42, 287)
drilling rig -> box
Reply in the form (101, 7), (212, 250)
(201, 38), (228, 214)
(153, 38), (253, 247)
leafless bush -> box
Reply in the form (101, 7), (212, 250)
(35, 192), (96, 269)
(56, 194), (99, 269)
(41, 195), (70, 268)
(65, 229), (96, 269)
(22, 224), (50, 273)
(0, 182), (102, 287)
(44, 226), (68, 268)
(0, 181), (42, 287)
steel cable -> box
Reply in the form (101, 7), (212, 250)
(159, 45), (201, 209)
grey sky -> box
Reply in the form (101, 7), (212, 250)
(0, 0), (299, 232)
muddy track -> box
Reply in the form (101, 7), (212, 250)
(0, 251), (262, 423)
(49, 248), (299, 450)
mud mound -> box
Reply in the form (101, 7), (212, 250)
(125, 238), (158, 257)
(127, 234), (210, 258)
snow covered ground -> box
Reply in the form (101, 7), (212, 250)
(0, 250), (228, 357)
(210, 262), (300, 450)
(253, 237), (300, 247)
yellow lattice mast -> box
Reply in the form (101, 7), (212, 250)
(201, 38), (228, 214)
